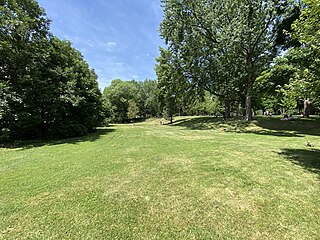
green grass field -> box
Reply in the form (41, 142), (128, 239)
(1, 116), (319, 239)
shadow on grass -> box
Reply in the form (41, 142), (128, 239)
(172, 116), (320, 137)
(254, 116), (320, 136)
(0, 128), (115, 150)
(279, 148), (320, 177)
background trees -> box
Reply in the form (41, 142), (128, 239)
(256, 0), (320, 116)
(1, 0), (319, 141)
(103, 79), (161, 123)
(0, 0), (105, 141)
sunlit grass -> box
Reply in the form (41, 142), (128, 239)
(1, 116), (319, 239)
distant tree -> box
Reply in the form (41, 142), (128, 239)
(255, 57), (297, 114)
(155, 48), (190, 124)
(103, 80), (139, 122)
(187, 92), (224, 117)
(127, 100), (140, 120)
(136, 80), (161, 118)
(103, 79), (163, 123)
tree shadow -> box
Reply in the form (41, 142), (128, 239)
(279, 148), (320, 177)
(0, 128), (115, 150)
(171, 116), (320, 137)
(254, 116), (320, 137)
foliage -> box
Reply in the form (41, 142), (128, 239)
(127, 100), (140, 119)
(155, 48), (185, 123)
(255, 56), (296, 113)
(136, 80), (161, 118)
(292, 0), (320, 48)
(260, 0), (320, 116)
(0, 0), (105, 141)
(159, 0), (288, 120)
(274, 1), (302, 50)
(103, 79), (161, 122)
(187, 92), (224, 117)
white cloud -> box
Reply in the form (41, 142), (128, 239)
(107, 41), (117, 47)
(105, 41), (118, 51)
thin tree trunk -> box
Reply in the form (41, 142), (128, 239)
(224, 97), (230, 121)
(241, 96), (246, 117)
(245, 55), (254, 121)
(303, 99), (311, 117)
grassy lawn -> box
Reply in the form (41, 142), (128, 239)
(1, 116), (319, 239)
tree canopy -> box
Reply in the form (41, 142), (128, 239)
(156, 0), (317, 120)
(103, 79), (161, 123)
(0, 0), (105, 141)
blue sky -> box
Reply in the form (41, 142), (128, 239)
(37, 0), (164, 90)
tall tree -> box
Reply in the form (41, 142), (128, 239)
(155, 47), (191, 123)
(159, 0), (288, 120)
(0, 0), (105, 140)
(0, 0), (50, 140)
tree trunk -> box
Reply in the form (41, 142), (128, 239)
(245, 55), (254, 121)
(224, 97), (230, 121)
(303, 99), (311, 117)
(143, 108), (147, 119)
(241, 96), (246, 117)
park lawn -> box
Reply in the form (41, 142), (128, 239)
(0, 116), (319, 239)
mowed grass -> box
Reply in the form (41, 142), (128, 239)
(1, 116), (320, 239)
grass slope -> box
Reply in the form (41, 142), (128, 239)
(1, 116), (319, 239)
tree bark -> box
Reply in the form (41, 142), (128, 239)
(303, 99), (311, 117)
(245, 54), (254, 121)
(224, 97), (231, 121)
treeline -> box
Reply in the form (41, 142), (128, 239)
(103, 79), (227, 123)
(0, 0), (105, 141)
(103, 79), (160, 123)
(157, 0), (320, 120)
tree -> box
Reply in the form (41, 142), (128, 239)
(274, 1), (302, 50)
(159, 0), (288, 120)
(136, 80), (161, 118)
(0, 0), (105, 141)
(103, 79), (163, 123)
(269, 0), (320, 117)
(103, 80), (139, 122)
(293, 0), (320, 116)
(279, 48), (319, 116)
(127, 100), (140, 119)
(44, 38), (105, 137)
(0, 0), (50, 140)
(254, 56), (297, 114)
(155, 47), (190, 124)
(187, 92), (224, 116)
